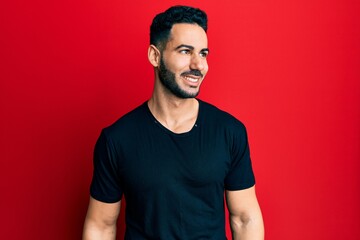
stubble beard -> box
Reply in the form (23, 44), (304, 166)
(158, 57), (200, 99)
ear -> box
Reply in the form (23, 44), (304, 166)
(148, 45), (161, 67)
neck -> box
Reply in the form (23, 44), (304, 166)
(148, 92), (199, 134)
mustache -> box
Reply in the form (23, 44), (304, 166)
(181, 70), (203, 78)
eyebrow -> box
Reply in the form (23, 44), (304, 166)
(174, 44), (209, 53)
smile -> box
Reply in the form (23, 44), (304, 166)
(183, 76), (200, 83)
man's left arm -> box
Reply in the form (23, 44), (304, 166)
(225, 186), (264, 240)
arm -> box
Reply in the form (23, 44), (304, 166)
(83, 197), (121, 240)
(226, 186), (264, 240)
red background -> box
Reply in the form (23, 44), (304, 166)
(1, 0), (359, 239)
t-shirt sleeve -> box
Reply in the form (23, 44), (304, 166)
(224, 121), (255, 190)
(90, 129), (123, 203)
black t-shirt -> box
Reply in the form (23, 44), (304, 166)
(90, 99), (255, 239)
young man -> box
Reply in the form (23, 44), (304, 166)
(83, 5), (264, 240)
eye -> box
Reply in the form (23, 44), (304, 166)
(200, 51), (208, 58)
(179, 49), (191, 54)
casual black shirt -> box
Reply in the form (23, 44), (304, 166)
(90, 99), (255, 239)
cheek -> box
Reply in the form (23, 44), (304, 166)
(203, 62), (209, 74)
(169, 60), (190, 74)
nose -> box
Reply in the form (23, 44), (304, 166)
(190, 54), (207, 71)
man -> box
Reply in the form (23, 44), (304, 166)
(83, 5), (264, 240)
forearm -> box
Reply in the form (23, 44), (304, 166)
(82, 218), (117, 240)
(230, 215), (264, 240)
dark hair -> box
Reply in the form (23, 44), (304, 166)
(150, 5), (207, 50)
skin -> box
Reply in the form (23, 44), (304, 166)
(83, 197), (120, 240)
(83, 23), (264, 239)
(226, 187), (264, 239)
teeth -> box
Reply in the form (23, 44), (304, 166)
(184, 76), (198, 82)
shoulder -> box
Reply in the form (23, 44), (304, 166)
(198, 99), (246, 131)
(102, 102), (149, 139)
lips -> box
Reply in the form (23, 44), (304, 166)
(181, 75), (202, 88)
(180, 70), (203, 86)
(183, 75), (200, 83)
(181, 70), (203, 78)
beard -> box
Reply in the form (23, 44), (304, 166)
(158, 57), (202, 99)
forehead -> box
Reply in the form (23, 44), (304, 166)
(166, 23), (208, 49)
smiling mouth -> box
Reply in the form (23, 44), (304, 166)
(183, 75), (200, 83)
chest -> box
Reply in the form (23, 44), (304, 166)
(117, 130), (232, 194)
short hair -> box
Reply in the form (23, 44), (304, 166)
(150, 5), (208, 50)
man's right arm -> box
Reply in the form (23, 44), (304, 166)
(83, 197), (121, 240)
